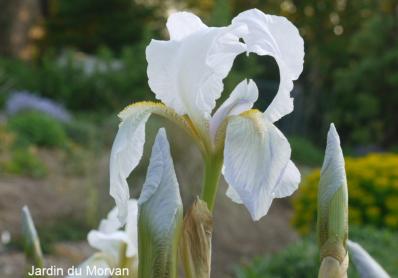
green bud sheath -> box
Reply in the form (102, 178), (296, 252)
(137, 128), (183, 278)
(317, 124), (348, 278)
(21, 206), (45, 274)
(180, 197), (213, 278)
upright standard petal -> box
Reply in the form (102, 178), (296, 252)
(348, 240), (390, 278)
(232, 9), (304, 122)
(223, 110), (299, 220)
(146, 16), (246, 123)
(209, 79), (258, 141)
(110, 102), (185, 224)
(138, 128), (183, 278)
(166, 12), (207, 41)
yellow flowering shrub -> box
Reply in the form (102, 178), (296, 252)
(293, 153), (398, 234)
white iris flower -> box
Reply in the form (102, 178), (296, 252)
(68, 200), (138, 278)
(110, 8), (305, 223)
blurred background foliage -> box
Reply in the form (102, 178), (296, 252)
(0, 0), (397, 149)
(234, 226), (398, 277)
(293, 153), (398, 234)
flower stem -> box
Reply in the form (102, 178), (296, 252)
(201, 153), (223, 212)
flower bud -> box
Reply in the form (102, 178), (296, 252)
(317, 124), (348, 277)
(137, 128), (183, 278)
(21, 206), (44, 269)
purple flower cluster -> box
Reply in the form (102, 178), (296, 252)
(6, 91), (72, 122)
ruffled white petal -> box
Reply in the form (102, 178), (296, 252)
(232, 9), (304, 122)
(66, 253), (111, 278)
(146, 19), (246, 123)
(88, 198), (138, 264)
(98, 207), (122, 234)
(348, 240), (391, 278)
(318, 124), (347, 207)
(87, 230), (129, 265)
(166, 12), (207, 41)
(138, 128), (182, 235)
(210, 79), (258, 141)
(223, 111), (299, 220)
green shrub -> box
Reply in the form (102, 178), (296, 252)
(2, 147), (47, 178)
(0, 45), (151, 111)
(289, 136), (323, 167)
(7, 111), (68, 148)
(293, 153), (398, 235)
(234, 226), (398, 278)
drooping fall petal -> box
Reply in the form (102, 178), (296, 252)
(110, 102), (186, 223)
(223, 110), (299, 220)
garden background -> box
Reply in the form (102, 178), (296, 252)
(0, 0), (397, 277)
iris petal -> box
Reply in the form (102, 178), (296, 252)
(223, 110), (299, 220)
(110, 102), (185, 224)
(210, 79), (258, 141)
(232, 9), (305, 123)
(146, 14), (246, 123)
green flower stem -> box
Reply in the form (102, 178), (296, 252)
(201, 152), (223, 212)
(118, 243), (135, 278)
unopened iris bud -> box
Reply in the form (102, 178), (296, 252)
(317, 124), (348, 278)
(137, 128), (183, 278)
(21, 206), (45, 270)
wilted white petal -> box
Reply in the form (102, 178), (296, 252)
(138, 128), (183, 277)
(210, 79), (258, 140)
(146, 17), (246, 123)
(232, 9), (304, 122)
(223, 110), (299, 220)
(87, 230), (129, 264)
(166, 12), (207, 41)
(348, 240), (390, 278)
(66, 253), (111, 278)
(319, 124), (347, 210)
